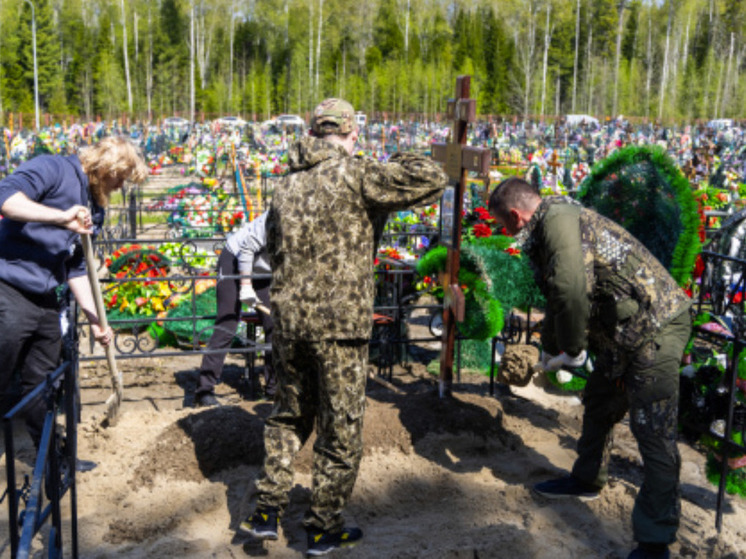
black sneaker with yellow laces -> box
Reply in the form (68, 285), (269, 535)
(239, 507), (279, 540)
(306, 526), (363, 556)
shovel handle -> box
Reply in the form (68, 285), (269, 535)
(77, 213), (119, 383)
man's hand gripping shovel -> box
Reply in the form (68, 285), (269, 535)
(78, 211), (123, 426)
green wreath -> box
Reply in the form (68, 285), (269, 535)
(578, 145), (700, 286)
(416, 236), (544, 375)
(162, 286), (218, 344)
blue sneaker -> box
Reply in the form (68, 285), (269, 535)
(533, 475), (600, 501)
(306, 526), (363, 556)
(239, 507), (279, 540)
(627, 544), (670, 559)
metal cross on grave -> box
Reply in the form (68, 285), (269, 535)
(431, 75), (491, 398)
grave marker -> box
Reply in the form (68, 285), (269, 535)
(431, 75), (490, 398)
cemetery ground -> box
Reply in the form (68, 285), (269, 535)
(3, 321), (746, 559)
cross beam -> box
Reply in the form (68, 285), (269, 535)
(431, 75), (490, 398)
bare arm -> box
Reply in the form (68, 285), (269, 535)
(1, 192), (92, 234)
(68, 275), (113, 346)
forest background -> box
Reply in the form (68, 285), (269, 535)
(0, 0), (744, 125)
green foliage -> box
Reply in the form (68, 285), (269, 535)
(0, 0), (743, 120)
(164, 285), (218, 343)
(705, 454), (746, 497)
(416, 235), (544, 342)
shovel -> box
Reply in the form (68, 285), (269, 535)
(78, 214), (123, 426)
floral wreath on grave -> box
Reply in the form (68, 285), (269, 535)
(416, 208), (544, 375)
(103, 245), (175, 326)
(577, 144), (701, 287)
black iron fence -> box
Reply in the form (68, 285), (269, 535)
(2, 308), (80, 558)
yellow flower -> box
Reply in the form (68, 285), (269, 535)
(152, 297), (165, 312)
(158, 283), (172, 297)
(119, 298), (129, 312)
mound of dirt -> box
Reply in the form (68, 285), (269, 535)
(131, 405), (269, 487)
(129, 374), (522, 489)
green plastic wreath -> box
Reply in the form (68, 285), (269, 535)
(578, 145), (700, 286)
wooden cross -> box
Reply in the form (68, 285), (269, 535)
(431, 75), (491, 398)
(547, 150), (562, 176)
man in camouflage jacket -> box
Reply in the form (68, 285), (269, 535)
(241, 98), (447, 554)
(489, 177), (691, 559)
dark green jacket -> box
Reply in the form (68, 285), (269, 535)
(268, 136), (447, 341)
(518, 197), (691, 372)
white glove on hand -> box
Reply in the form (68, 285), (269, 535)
(540, 350), (557, 368)
(545, 349), (588, 372)
(239, 284), (257, 307)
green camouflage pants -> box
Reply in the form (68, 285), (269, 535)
(254, 336), (368, 532)
(572, 310), (691, 545)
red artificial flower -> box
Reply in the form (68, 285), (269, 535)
(472, 223), (493, 238)
(135, 297), (148, 307)
(733, 292), (743, 304)
(684, 288), (693, 298)
(474, 207), (495, 222)
(505, 247), (521, 256)
(693, 255), (705, 280)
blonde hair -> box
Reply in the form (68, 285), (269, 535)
(79, 136), (149, 206)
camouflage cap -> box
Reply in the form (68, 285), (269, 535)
(311, 98), (356, 135)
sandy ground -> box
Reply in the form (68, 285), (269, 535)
(2, 343), (746, 559)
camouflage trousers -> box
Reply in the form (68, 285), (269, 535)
(254, 336), (368, 532)
(572, 310), (691, 545)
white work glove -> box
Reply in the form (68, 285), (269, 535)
(539, 350), (557, 368)
(545, 349), (588, 372)
(239, 284), (257, 307)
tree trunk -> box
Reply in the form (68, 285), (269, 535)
(316, 0), (324, 95)
(147, 6), (153, 121)
(520, 4), (537, 118)
(190, 2), (195, 123)
(309, 0), (314, 99)
(404, 0), (410, 58)
(721, 32), (735, 116)
(229, 0), (235, 112)
(703, 3), (715, 115)
(121, 0), (133, 114)
(571, 0), (580, 113)
(555, 68), (561, 116)
(586, 27), (593, 114)
(669, 19), (682, 115)
(612, 1), (627, 117)
(539, 4), (553, 120)
(657, 0), (673, 120)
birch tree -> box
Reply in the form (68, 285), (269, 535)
(611, 0), (627, 117)
(571, 0), (581, 112)
(539, 2), (554, 119)
(121, 0), (132, 113)
(189, 1), (195, 122)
